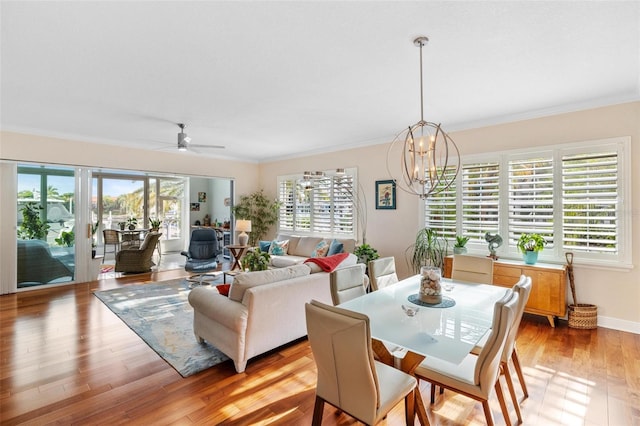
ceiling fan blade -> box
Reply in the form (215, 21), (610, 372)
(188, 143), (225, 149)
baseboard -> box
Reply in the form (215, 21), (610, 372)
(597, 315), (640, 335)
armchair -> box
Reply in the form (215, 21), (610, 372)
(115, 232), (162, 273)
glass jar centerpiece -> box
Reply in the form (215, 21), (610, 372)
(419, 266), (442, 304)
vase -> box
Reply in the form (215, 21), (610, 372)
(419, 266), (442, 304)
(453, 247), (467, 255)
(523, 251), (538, 265)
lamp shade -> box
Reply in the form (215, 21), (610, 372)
(235, 220), (252, 233)
(236, 219), (252, 245)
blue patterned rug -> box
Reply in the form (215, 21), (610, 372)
(94, 278), (229, 377)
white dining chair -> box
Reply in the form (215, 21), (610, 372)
(415, 289), (519, 426)
(368, 257), (399, 291)
(305, 299), (418, 425)
(471, 274), (532, 424)
(329, 263), (369, 305)
(451, 254), (494, 284)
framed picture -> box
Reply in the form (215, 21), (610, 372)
(375, 180), (396, 210)
(198, 192), (207, 202)
(190, 202), (200, 211)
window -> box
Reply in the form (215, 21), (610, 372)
(278, 168), (357, 237)
(424, 137), (631, 268)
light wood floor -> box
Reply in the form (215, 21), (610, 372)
(1, 269), (638, 425)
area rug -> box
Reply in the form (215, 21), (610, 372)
(100, 265), (115, 273)
(94, 277), (229, 377)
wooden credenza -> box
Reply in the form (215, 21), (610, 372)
(443, 255), (567, 327)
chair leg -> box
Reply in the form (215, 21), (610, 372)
(503, 362), (523, 423)
(312, 396), (325, 426)
(405, 389), (417, 426)
(482, 400), (495, 426)
(430, 382), (436, 403)
(511, 349), (529, 399)
(494, 379), (511, 426)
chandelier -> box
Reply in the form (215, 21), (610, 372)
(388, 36), (460, 199)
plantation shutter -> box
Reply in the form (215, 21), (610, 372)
(295, 181), (311, 232)
(562, 151), (618, 253)
(425, 166), (457, 239)
(311, 176), (332, 234)
(277, 179), (295, 231)
(508, 155), (554, 247)
(333, 174), (355, 235)
(461, 162), (500, 241)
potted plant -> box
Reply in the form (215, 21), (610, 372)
(453, 235), (469, 255)
(148, 217), (162, 232)
(407, 228), (448, 274)
(232, 190), (281, 247)
(517, 233), (547, 265)
(241, 248), (270, 271)
(118, 221), (126, 231)
(354, 243), (380, 268)
(126, 217), (138, 230)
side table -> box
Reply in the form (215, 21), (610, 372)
(225, 244), (249, 271)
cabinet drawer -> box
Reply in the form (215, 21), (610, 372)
(494, 265), (522, 278)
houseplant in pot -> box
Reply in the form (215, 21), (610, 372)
(148, 217), (162, 232)
(407, 228), (448, 274)
(241, 248), (270, 271)
(354, 243), (379, 274)
(232, 190), (280, 247)
(517, 233), (547, 265)
(126, 217), (138, 230)
(453, 235), (469, 255)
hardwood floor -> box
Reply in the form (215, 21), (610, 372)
(1, 269), (638, 425)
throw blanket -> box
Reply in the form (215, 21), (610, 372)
(304, 252), (349, 272)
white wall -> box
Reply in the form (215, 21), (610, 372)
(259, 102), (640, 333)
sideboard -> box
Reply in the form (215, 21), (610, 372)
(443, 255), (567, 327)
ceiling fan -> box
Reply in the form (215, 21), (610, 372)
(176, 123), (225, 152)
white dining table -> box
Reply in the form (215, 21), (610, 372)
(339, 275), (510, 425)
(340, 275), (509, 364)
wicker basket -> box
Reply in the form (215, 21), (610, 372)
(568, 304), (597, 329)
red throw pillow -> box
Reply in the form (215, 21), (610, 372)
(216, 283), (231, 296)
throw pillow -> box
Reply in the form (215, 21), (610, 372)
(327, 239), (344, 256)
(216, 283), (231, 296)
(268, 240), (289, 256)
(311, 240), (329, 258)
(258, 240), (272, 252)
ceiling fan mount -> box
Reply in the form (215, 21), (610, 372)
(174, 123), (224, 152)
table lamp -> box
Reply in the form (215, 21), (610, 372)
(236, 219), (252, 246)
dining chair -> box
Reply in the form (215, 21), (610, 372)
(368, 257), (399, 291)
(471, 275), (532, 424)
(305, 299), (418, 425)
(414, 289), (519, 426)
(329, 263), (368, 305)
(451, 254), (494, 284)
(102, 229), (120, 257)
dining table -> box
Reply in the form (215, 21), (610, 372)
(339, 275), (509, 425)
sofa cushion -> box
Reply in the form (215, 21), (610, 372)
(228, 264), (311, 302)
(268, 240), (289, 256)
(271, 255), (307, 268)
(327, 239), (344, 256)
(292, 236), (324, 257)
(311, 240), (330, 258)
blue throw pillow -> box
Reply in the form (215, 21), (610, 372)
(327, 239), (344, 256)
(259, 240), (272, 252)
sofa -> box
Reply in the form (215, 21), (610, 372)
(260, 233), (356, 268)
(188, 254), (357, 373)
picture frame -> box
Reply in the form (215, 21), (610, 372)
(198, 192), (207, 202)
(190, 202), (200, 211)
(375, 180), (396, 210)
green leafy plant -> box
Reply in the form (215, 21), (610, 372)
(517, 233), (547, 253)
(241, 248), (271, 271)
(18, 202), (50, 240)
(55, 230), (75, 247)
(407, 228), (448, 274)
(126, 217), (138, 229)
(354, 243), (379, 265)
(454, 235), (469, 248)
(148, 217), (162, 230)
(232, 190), (280, 247)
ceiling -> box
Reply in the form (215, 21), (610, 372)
(1, 1), (639, 163)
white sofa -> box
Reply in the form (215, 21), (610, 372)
(264, 233), (356, 268)
(187, 255), (357, 373)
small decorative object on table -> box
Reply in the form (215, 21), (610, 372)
(419, 266), (442, 304)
